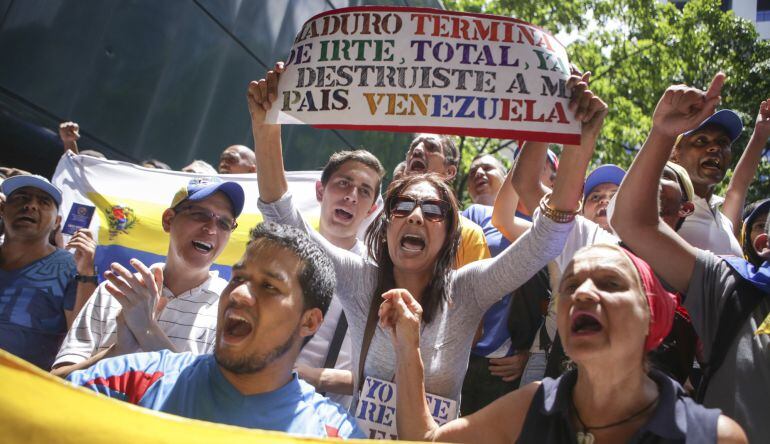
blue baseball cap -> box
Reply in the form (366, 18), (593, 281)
(682, 109), (743, 143)
(584, 164), (626, 198)
(170, 178), (245, 218)
(1, 174), (62, 207)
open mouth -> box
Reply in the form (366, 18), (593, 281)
(409, 159), (427, 173)
(192, 240), (213, 253)
(334, 208), (354, 221)
(400, 234), (426, 252)
(571, 312), (603, 335)
(474, 177), (489, 188)
(701, 158), (721, 171)
(596, 208), (608, 218)
(223, 311), (253, 342)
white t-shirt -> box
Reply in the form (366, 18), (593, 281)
(295, 240), (365, 409)
(554, 215), (619, 273)
(55, 267), (225, 366)
(677, 195), (742, 256)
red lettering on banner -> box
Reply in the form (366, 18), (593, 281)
(410, 13), (554, 51)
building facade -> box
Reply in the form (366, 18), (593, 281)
(668, 1), (770, 39)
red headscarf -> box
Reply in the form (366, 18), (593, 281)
(621, 248), (677, 352)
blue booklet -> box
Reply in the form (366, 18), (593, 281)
(62, 203), (96, 235)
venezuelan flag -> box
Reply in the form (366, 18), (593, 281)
(52, 152), (322, 281)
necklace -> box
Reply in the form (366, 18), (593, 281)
(572, 395), (659, 444)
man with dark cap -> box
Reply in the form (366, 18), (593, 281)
(670, 109), (744, 255)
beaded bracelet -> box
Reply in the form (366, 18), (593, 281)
(539, 192), (581, 223)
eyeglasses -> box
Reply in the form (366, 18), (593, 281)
(176, 206), (238, 231)
(390, 195), (450, 222)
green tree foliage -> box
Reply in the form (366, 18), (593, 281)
(446, 0), (770, 204)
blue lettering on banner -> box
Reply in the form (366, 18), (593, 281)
(356, 376), (457, 439)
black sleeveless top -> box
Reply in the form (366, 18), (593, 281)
(516, 369), (720, 443)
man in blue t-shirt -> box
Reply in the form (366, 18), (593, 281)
(68, 222), (364, 439)
(0, 175), (97, 369)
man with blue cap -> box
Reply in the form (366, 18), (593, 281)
(582, 163), (626, 232)
(53, 177), (245, 377)
(0, 175), (98, 369)
(670, 108), (745, 255)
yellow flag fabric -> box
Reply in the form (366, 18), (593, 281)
(0, 350), (414, 443)
(51, 152), (323, 281)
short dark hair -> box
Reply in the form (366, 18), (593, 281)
(439, 136), (459, 167)
(409, 134), (459, 167)
(469, 154), (506, 175)
(248, 222), (335, 315)
(320, 149), (385, 194)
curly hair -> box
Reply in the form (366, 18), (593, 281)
(364, 173), (460, 323)
(248, 221), (335, 315)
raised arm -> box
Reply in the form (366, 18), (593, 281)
(59, 121), (80, 155)
(248, 63), (369, 308)
(64, 228), (98, 327)
(491, 159), (532, 242)
(248, 62), (287, 204)
(722, 98), (770, 237)
(461, 76), (607, 310)
(382, 289), (534, 444)
(510, 139), (551, 214)
(612, 74), (725, 293)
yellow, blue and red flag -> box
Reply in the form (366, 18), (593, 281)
(52, 152), (323, 281)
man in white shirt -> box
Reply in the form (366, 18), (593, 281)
(52, 178), (244, 377)
(293, 149), (385, 408)
(670, 110), (744, 255)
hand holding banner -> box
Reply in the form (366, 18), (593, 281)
(267, 6), (580, 144)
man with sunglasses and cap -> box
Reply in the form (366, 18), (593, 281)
(52, 178), (244, 377)
(0, 175), (98, 369)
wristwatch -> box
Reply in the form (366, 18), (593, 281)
(75, 273), (98, 284)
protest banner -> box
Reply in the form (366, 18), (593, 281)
(267, 6), (580, 144)
(354, 376), (457, 440)
(51, 152), (323, 281)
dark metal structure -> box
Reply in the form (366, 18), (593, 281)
(0, 0), (442, 177)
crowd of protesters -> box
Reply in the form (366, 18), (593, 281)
(1, 56), (769, 443)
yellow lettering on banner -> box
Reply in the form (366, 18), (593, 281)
(363, 93), (386, 115)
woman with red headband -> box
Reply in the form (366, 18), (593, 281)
(383, 243), (746, 443)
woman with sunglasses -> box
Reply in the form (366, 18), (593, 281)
(248, 64), (605, 412)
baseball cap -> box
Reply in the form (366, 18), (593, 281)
(743, 199), (770, 226)
(681, 109), (743, 143)
(1, 174), (62, 207)
(170, 177), (245, 218)
(664, 162), (694, 203)
(584, 164), (626, 198)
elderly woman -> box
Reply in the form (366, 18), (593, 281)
(248, 64), (604, 414)
(382, 244), (747, 443)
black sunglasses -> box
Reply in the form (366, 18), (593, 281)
(176, 205), (238, 232)
(390, 195), (450, 222)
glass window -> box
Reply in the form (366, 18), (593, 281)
(759, 0), (770, 21)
